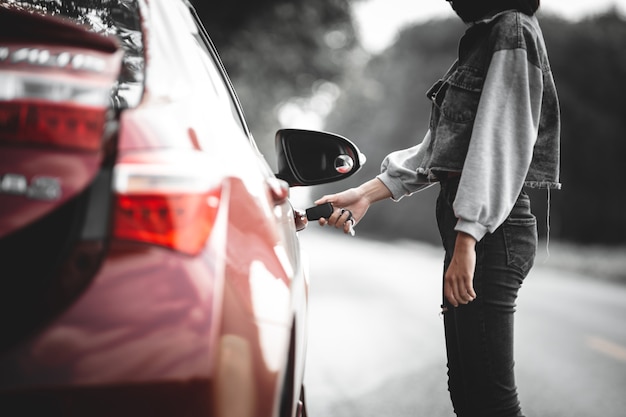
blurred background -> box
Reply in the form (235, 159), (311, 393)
(191, 1), (626, 416)
(192, 0), (626, 250)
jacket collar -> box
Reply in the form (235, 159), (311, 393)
(469, 9), (517, 26)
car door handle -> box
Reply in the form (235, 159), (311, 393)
(266, 177), (289, 206)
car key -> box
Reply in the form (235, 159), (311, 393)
(305, 202), (334, 220)
(305, 202), (355, 236)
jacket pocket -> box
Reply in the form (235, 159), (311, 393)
(439, 66), (484, 123)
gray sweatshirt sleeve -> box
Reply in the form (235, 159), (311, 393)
(376, 130), (435, 200)
(453, 48), (543, 241)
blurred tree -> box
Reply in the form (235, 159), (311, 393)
(539, 11), (626, 244)
(321, 11), (626, 245)
(191, 0), (358, 166)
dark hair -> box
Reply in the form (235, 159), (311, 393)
(494, 0), (540, 15)
(450, 0), (540, 22)
(518, 0), (540, 15)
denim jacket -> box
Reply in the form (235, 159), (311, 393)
(378, 11), (561, 240)
(425, 11), (560, 188)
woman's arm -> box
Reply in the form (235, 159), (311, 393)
(445, 46), (543, 307)
(314, 178), (392, 234)
(453, 48), (543, 241)
(376, 130), (435, 200)
(314, 130), (434, 234)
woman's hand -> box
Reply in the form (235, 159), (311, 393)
(444, 232), (478, 307)
(314, 178), (392, 235)
(314, 188), (368, 235)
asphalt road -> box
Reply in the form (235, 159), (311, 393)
(299, 229), (626, 417)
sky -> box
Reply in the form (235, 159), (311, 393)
(353, 0), (626, 53)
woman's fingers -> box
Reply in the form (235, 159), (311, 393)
(335, 208), (353, 227)
(314, 189), (364, 235)
(316, 205), (356, 235)
(314, 194), (338, 206)
(444, 270), (476, 307)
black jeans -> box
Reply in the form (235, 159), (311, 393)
(436, 178), (537, 417)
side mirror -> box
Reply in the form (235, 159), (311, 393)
(275, 129), (366, 187)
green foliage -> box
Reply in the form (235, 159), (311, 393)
(322, 11), (626, 245)
(191, 0), (357, 164)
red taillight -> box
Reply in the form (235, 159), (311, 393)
(0, 100), (107, 151)
(112, 151), (225, 256)
(0, 43), (122, 151)
(113, 190), (221, 256)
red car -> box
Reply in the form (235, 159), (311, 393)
(0, 1), (364, 416)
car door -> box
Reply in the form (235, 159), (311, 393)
(130, 2), (308, 415)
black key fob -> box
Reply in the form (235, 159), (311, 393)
(305, 202), (334, 220)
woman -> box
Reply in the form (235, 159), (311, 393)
(314, 0), (560, 416)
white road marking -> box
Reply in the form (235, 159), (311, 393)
(586, 336), (626, 363)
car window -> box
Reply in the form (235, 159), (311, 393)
(179, 3), (250, 138)
(4, 0), (145, 110)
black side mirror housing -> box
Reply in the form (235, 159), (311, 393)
(275, 129), (366, 187)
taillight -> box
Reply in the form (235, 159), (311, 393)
(112, 151), (223, 256)
(0, 46), (120, 151)
(114, 191), (221, 255)
(0, 99), (108, 151)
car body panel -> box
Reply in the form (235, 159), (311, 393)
(0, 148), (100, 237)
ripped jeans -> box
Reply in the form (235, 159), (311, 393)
(436, 178), (537, 417)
